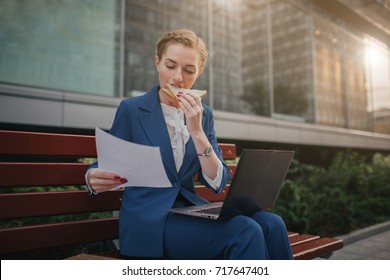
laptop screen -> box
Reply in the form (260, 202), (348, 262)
(219, 149), (294, 218)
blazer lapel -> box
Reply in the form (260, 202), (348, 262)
(138, 87), (178, 180)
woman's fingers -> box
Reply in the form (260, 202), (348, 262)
(179, 92), (202, 113)
(88, 169), (127, 193)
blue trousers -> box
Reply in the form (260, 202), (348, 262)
(164, 211), (293, 260)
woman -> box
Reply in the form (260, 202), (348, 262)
(86, 28), (293, 260)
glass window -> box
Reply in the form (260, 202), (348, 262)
(0, 0), (120, 97)
(365, 37), (390, 134)
(270, 1), (312, 122)
(124, 0), (210, 98)
(240, 0), (270, 117)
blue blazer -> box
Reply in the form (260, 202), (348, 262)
(89, 85), (230, 257)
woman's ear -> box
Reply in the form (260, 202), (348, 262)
(155, 55), (160, 66)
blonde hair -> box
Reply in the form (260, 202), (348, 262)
(156, 28), (208, 69)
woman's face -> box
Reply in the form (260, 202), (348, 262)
(156, 43), (203, 89)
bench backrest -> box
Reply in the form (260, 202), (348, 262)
(0, 129), (343, 260)
(0, 130), (236, 256)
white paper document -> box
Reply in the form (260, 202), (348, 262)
(95, 127), (172, 189)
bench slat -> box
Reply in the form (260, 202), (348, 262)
(75, 235), (343, 260)
(0, 186), (232, 218)
(0, 190), (122, 219)
(289, 234), (319, 246)
(291, 237), (344, 260)
(0, 163), (236, 188)
(0, 130), (96, 157)
(0, 162), (90, 187)
(219, 144), (236, 160)
(196, 185), (230, 202)
(0, 130), (236, 159)
(0, 218), (118, 255)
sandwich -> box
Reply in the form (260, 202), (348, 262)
(162, 84), (207, 101)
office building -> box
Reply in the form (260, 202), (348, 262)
(0, 0), (389, 160)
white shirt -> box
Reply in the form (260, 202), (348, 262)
(161, 103), (223, 191)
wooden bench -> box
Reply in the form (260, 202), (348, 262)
(0, 130), (343, 260)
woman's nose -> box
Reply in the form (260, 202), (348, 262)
(173, 69), (183, 82)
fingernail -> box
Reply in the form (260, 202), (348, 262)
(120, 179), (128, 184)
(114, 176), (121, 179)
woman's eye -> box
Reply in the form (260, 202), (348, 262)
(185, 69), (195, 75)
(166, 65), (175, 69)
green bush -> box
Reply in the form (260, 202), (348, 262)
(273, 151), (390, 236)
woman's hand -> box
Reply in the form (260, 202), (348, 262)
(178, 92), (203, 136)
(86, 168), (127, 194)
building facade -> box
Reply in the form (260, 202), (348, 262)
(0, 0), (389, 155)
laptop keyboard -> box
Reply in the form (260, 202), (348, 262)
(191, 206), (222, 215)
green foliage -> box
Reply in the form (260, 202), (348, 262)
(273, 151), (390, 236)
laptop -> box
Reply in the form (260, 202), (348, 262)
(169, 149), (294, 220)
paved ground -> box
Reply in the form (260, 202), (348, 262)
(323, 220), (390, 260)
